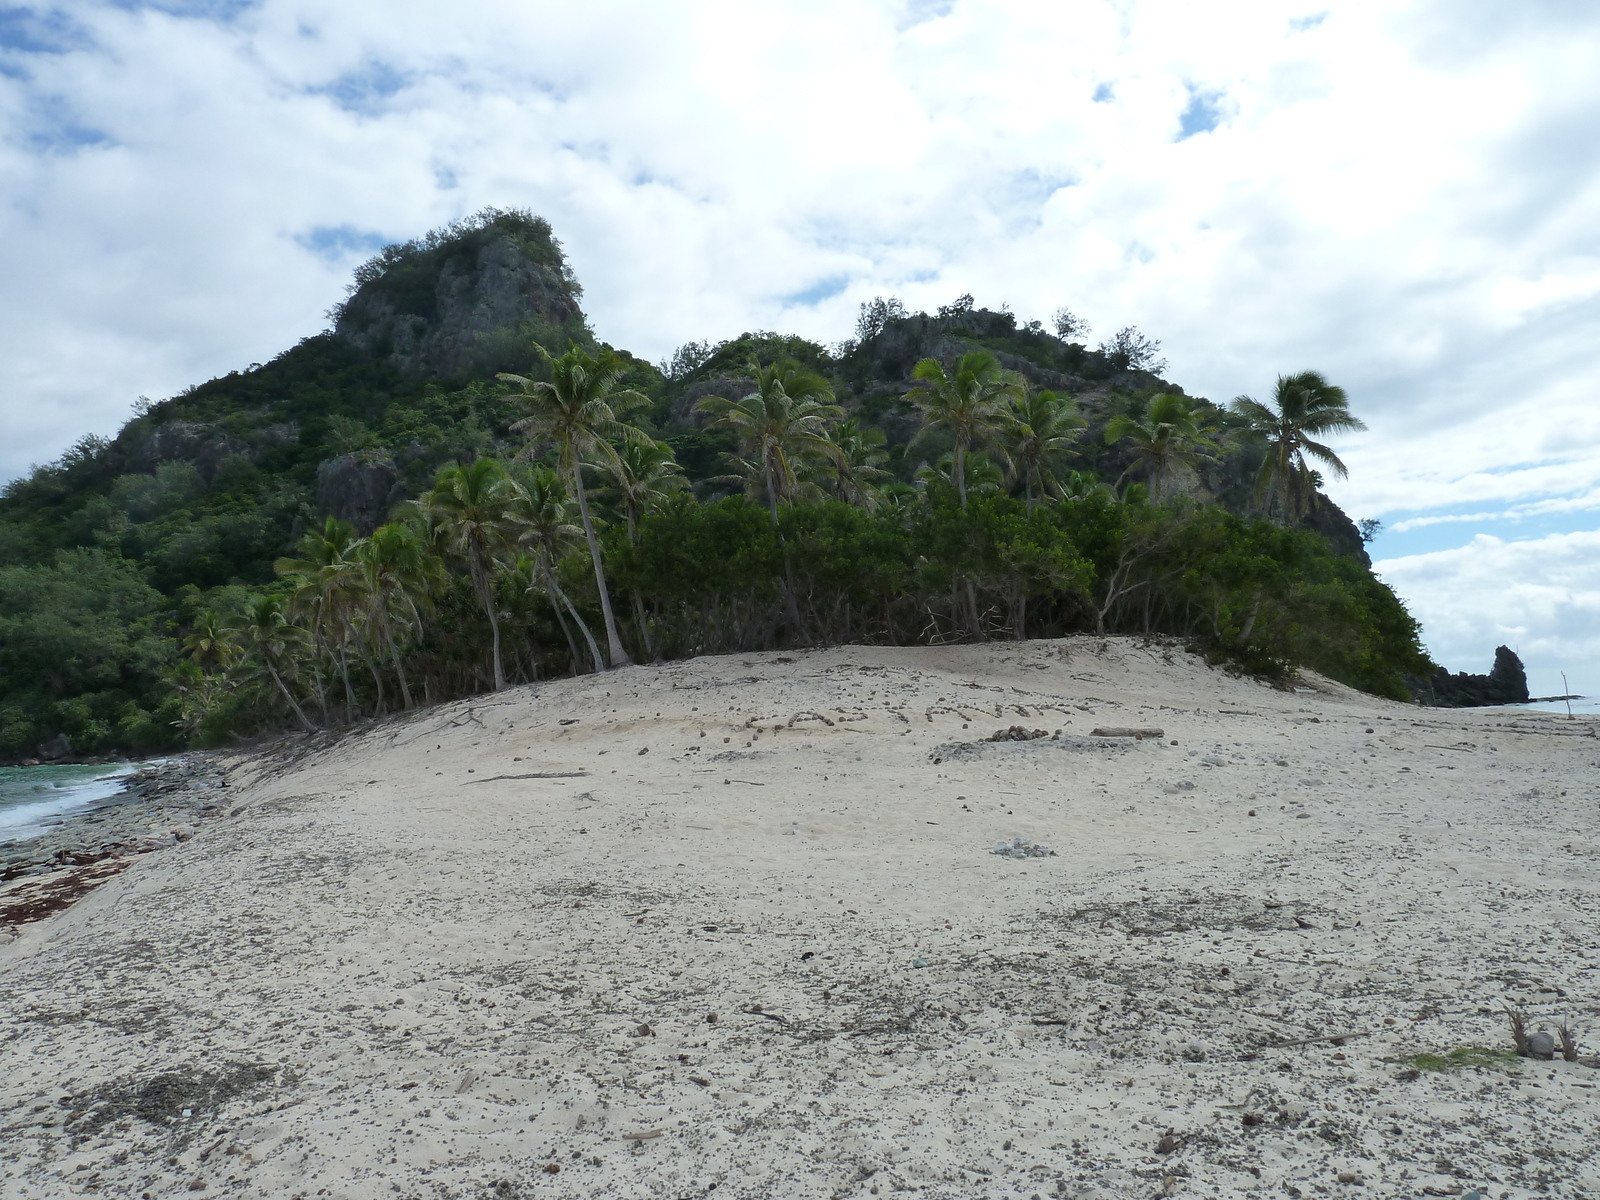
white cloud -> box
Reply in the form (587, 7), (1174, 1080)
(1376, 531), (1600, 696)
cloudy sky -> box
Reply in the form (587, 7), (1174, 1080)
(2, 0), (1597, 694)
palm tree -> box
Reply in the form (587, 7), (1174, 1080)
(1103, 393), (1219, 503)
(275, 517), (364, 721)
(500, 343), (651, 669)
(829, 417), (891, 510)
(592, 438), (687, 660)
(352, 522), (439, 710)
(416, 458), (523, 691)
(181, 609), (240, 674)
(596, 438), (687, 542)
(1229, 371), (1367, 522)
(992, 389), (1086, 510)
(233, 593), (317, 732)
(694, 357), (845, 518)
(914, 451), (1005, 499)
(512, 465), (605, 674)
(906, 351), (1021, 508)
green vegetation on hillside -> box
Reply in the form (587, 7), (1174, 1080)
(0, 211), (1430, 758)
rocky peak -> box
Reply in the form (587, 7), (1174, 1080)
(333, 208), (590, 380)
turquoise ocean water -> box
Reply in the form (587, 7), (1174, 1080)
(0, 762), (142, 842)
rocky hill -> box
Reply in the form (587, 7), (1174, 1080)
(0, 209), (1395, 759)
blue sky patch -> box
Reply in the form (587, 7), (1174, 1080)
(1289, 12), (1328, 32)
(901, 0), (955, 29)
(1178, 88), (1223, 140)
(296, 225), (390, 262)
(103, 0), (259, 18)
(314, 60), (412, 116)
(1092, 82), (1114, 103)
(19, 93), (111, 153)
(0, 5), (92, 55)
(1365, 502), (1600, 561)
(781, 275), (850, 308)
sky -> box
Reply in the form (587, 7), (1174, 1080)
(2, 0), (1597, 696)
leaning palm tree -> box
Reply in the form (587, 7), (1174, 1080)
(991, 389), (1086, 510)
(416, 458), (523, 691)
(1229, 371), (1367, 522)
(1103, 393), (1219, 503)
(499, 343), (651, 669)
(694, 357), (845, 518)
(512, 465), (605, 675)
(906, 350), (1022, 508)
(232, 593), (318, 733)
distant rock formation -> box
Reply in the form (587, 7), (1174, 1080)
(1417, 646), (1530, 707)
(332, 208), (590, 380)
(315, 453), (408, 534)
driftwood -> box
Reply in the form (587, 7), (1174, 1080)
(1090, 727), (1165, 740)
(1262, 1030), (1370, 1049)
(462, 771), (589, 784)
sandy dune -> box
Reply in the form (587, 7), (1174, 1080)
(2, 637), (1598, 1199)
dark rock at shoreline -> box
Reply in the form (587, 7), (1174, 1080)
(1413, 646), (1531, 708)
(0, 757), (230, 892)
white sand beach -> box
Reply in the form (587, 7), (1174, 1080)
(2, 637), (1597, 1199)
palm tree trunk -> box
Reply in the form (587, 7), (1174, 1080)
(544, 561), (604, 674)
(386, 629), (415, 709)
(267, 662), (317, 732)
(337, 647), (356, 723)
(548, 591), (583, 676)
(572, 469), (630, 668)
(632, 590), (657, 660)
(472, 551), (506, 691)
(955, 441), (968, 508)
(375, 606), (414, 709)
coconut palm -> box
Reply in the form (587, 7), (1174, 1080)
(914, 451), (1005, 500)
(416, 458), (523, 691)
(181, 609), (240, 674)
(906, 351), (1022, 508)
(512, 465), (605, 674)
(499, 343), (652, 669)
(595, 438), (687, 542)
(1229, 371), (1367, 522)
(991, 389), (1086, 510)
(232, 593), (317, 732)
(275, 517), (364, 720)
(352, 522), (440, 709)
(829, 417), (891, 510)
(1103, 393), (1219, 503)
(591, 439), (687, 660)
(694, 357), (845, 518)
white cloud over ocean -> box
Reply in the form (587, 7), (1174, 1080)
(2, 0), (1598, 690)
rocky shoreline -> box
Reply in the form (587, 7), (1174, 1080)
(0, 756), (232, 938)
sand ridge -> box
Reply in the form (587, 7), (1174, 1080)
(2, 636), (1598, 1199)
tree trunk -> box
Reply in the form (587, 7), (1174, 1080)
(632, 590), (657, 660)
(267, 662), (317, 732)
(472, 550), (506, 691)
(573, 468), (629, 668)
(955, 441), (968, 508)
(545, 561), (604, 674)
(377, 608), (414, 709)
(336, 646), (356, 723)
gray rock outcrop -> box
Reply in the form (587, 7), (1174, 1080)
(333, 211), (589, 380)
(315, 454), (407, 534)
